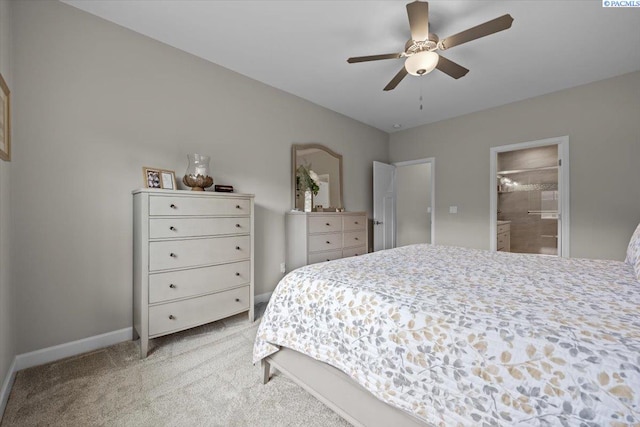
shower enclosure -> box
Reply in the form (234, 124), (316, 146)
(497, 145), (559, 255)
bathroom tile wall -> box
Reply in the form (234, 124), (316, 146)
(498, 145), (558, 255)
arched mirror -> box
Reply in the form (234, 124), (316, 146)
(292, 144), (343, 211)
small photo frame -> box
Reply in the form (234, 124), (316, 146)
(160, 170), (177, 190)
(0, 73), (10, 162)
(143, 167), (176, 190)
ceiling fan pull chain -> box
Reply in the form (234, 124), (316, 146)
(419, 87), (423, 111)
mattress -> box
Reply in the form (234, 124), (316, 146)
(253, 244), (640, 426)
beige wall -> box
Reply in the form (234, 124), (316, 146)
(0, 0), (14, 401)
(11, 0), (388, 353)
(390, 71), (640, 261)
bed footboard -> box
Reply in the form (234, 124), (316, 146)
(261, 348), (425, 427)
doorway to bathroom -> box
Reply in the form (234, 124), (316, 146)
(489, 136), (570, 257)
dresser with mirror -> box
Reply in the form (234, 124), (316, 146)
(285, 144), (368, 273)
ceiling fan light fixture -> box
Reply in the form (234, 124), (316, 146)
(404, 51), (439, 76)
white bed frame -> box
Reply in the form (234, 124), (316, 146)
(263, 347), (427, 427)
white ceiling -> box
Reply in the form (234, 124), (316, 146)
(62, 1), (640, 133)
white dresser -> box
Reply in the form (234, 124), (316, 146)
(133, 189), (254, 358)
(497, 220), (511, 252)
(285, 211), (368, 272)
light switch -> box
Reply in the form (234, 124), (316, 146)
(449, 206), (458, 214)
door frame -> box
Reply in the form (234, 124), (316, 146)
(489, 136), (570, 257)
(393, 158), (436, 245)
(373, 161), (396, 251)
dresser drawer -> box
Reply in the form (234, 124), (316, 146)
(308, 232), (342, 252)
(149, 217), (250, 239)
(342, 246), (367, 258)
(343, 230), (366, 248)
(497, 232), (510, 251)
(343, 215), (366, 231)
(149, 235), (250, 271)
(149, 260), (250, 304)
(148, 286), (250, 336)
(308, 250), (343, 265)
(308, 216), (342, 234)
(497, 223), (510, 235)
(149, 196), (251, 217)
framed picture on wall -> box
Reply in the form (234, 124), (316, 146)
(143, 167), (176, 190)
(0, 73), (10, 162)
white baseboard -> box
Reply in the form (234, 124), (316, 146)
(255, 291), (272, 305)
(14, 327), (133, 371)
(0, 357), (17, 421)
(6, 296), (271, 375)
(1, 327), (131, 420)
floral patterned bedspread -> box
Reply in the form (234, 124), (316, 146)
(253, 244), (640, 426)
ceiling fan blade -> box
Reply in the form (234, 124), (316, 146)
(436, 55), (469, 79)
(440, 14), (514, 50)
(406, 1), (429, 42)
(383, 67), (409, 91)
(347, 53), (402, 64)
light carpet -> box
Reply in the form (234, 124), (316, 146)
(1, 307), (350, 426)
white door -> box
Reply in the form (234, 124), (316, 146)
(373, 161), (396, 251)
(315, 174), (330, 208)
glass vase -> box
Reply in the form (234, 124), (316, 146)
(304, 189), (313, 212)
(183, 154), (214, 191)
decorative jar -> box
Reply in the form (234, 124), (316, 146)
(183, 154), (214, 191)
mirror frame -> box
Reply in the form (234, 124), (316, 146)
(291, 143), (344, 211)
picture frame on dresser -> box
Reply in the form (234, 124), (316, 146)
(0, 73), (10, 162)
(160, 170), (176, 190)
(143, 167), (176, 190)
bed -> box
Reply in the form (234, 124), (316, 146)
(254, 228), (640, 426)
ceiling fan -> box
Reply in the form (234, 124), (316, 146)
(347, 1), (514, 91)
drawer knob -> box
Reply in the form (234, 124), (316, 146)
(169, 315), (175, 320)
(169, 226), (176, 231)
(170, 253), (177, 258)
(170, 204), (177, 209)
(326, 259), (330, 261)
(235, 272), (240, 276)
(235, 298), (240, 302)
(355, 254), (359, 256)
(235, 246), (241, 250)
(355, 237), (359, 240)
(169, 284), (176, 288)
(236, 205), (241, 209)
(326, 241), (331, 244)
(326, 223), (330, 226)
(354, 221), (359, 225)
(235, 223), (241, 228)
